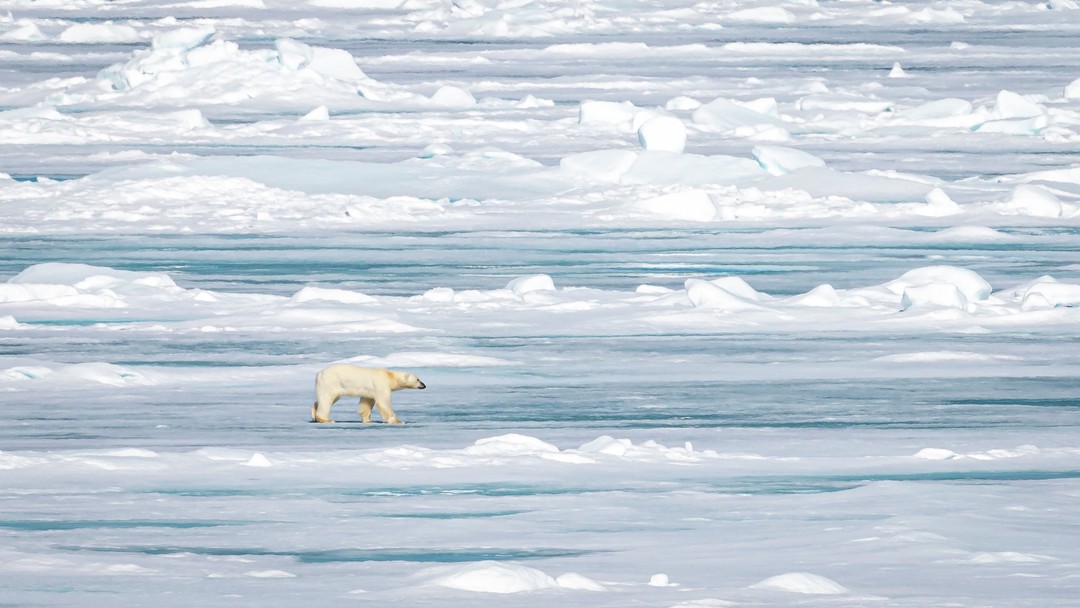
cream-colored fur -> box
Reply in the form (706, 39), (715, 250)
(311, 364), (425, 424)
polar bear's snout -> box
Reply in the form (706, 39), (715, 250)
(417, 380), (427, 389)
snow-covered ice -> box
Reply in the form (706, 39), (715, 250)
(3, 0), (1080, 606)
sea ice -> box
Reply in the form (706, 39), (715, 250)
(1066, 77), (1080, 99)
(883, 266), (993, 304)
(45, 31), (413, 111)
(727, 6), (796, 23)
(578, 100), (640, 130)
(637, 115), (687, 154)
(1, 21), (46, 41)
(344, 352), (513, 368)
(1019, 281), (1080, 309)
(430, 562), (558, 593)
(692, 97), (787, 136)
(632, 190), (716, 222)
(291, 286), (378, 305)
(752, 145), (826, 176)
(462, 434), (560, 457)
(988, 90), (1044, 121)
(1003, 185), (1064, 218)
(505, 274), (555, 296)
(559, 149), (639, 183)
(57, 23), (142, 44)
(785, 284), (841, 308)
(3, 3), (1080, 608)
(555, 572), (606, 591)
(751, 572), (849, 595)
(685, 278), (765, 312)
(914, 448), (962, 460)
(649, 573), (675, 587)
(242, 453), (273, 467)
(244, 569), (296, 578)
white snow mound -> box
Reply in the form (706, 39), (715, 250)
(506, 274), (555, 296)
(431, 562), (602, 593)
(884, 266), (992, 312)
(751, 572), (849, 594)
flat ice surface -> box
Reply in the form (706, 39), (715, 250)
(3, 1), (1080, 606)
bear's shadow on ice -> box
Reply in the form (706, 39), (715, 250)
(307, 420), (417, 427)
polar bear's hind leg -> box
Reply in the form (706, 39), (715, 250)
(358, 397), (375, 423)
(312, 393), (339, 423)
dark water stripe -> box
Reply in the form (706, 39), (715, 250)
(59, 545), (597, 563)
(0, 519), (247, 531)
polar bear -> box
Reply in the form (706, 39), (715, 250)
(311, 364), (426, 424)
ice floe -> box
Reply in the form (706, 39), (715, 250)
(42, 30), (418, 112)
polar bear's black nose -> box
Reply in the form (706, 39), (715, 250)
(418, 380), (426, 389)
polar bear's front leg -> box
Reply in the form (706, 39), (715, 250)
(358, 397), (374, 423)
(375, 397), (403, 424)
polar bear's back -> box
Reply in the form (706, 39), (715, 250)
(316, 364), (393, 398)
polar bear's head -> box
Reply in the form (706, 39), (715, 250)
(394, 371), (426, 390)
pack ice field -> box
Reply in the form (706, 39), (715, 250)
(3, 1), (1080, 606)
